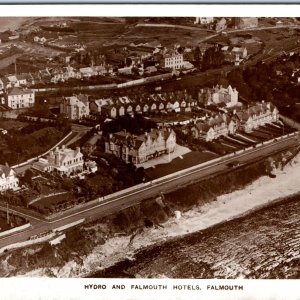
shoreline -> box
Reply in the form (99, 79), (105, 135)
(84, 192), (300, 279)
(18, 154), (300, 278)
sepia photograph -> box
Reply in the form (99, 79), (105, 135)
(0, 3), (299, 299)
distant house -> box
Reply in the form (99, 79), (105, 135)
(33, 146), (84, 176)
(0, 164), (19, 192)
(60, 94), (90, 120)
(16, 74), (32, 87)
(6, 75), (18, 88)
(105, 127), (176, 165)
(198, 85), (239, 107)
(135, 104), (142, 113)
(117, 66), (132, 75)
(233, 17), (258, 29)
(222, 45), (248, 65)
(234, 102), (279, 132)
(232, 46), (247, 58)
(34, 36), (47, 44)
(214, 18), (227, 32)
(160, 50), (184, 70)
(59, 53), (72, 64)
(191, 114), (229, 142)
(90, 98), (113, 114)
(194, 17), (214, 24)
(6, 87), (35, 109)
(126, 104), (134, 114)
(82, 134), (101, 155)
(118, 105), (125, 116)
(50, 68), (64, 83)
(80, 67), (98, 78)
(191, 122), (213, 141)
(101, 105), (117, 118)
(93, 65), (109, 75)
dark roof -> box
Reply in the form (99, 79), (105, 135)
(8, 87), (33, 96)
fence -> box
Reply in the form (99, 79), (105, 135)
(0, 223), (31, 238)
(53, 218), (85, 232)
(0, 232), (56, 254)
(32, 73), (173, 94)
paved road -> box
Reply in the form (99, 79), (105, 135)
(0, 134), (298, 250)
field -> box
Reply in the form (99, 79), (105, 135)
(145, 151), (218, 180)
(123, 26), (210, 47)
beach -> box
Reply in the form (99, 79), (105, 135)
(18, 153), (300, 277)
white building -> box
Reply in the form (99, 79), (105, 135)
(211, 85), (239, 107)
(194, 17), (214, 24)
(79, 67), (98, 78)
(32, 146), (84, 176)
(161, 51), (184, 70)
(0, 164), (19, 192)
(60, 95), (90, 120)
(6, 87), (35, 109)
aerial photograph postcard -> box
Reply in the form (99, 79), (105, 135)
(0, 14), (299, 282)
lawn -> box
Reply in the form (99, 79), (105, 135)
(248, 130), (273, 140)
(230, 135), (255, 146)
(145, 151), (218, 179)
(218, 137), (245, 149)
(0, 126), (66, 165)
(30, 192), (74, 211)
(0, 119), (29, 131)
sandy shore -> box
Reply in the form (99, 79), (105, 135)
(19, 153), (300, 277)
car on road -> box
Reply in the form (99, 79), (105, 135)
(227, 161), (241, 168)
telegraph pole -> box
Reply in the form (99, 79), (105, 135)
(6, 201), (10, 225)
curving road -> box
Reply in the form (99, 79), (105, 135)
(0, 133), (299, 250)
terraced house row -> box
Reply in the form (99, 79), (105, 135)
(187, 102), (280, 142)
(60, 85), (239, 120)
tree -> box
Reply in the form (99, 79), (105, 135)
(194, 46), (202, 69)
(202, 46), (225, 70)
(22, 169), (34, 186)
(56, 114), (71, 132)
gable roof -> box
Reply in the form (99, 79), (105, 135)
(8, 87), (34, 96)
(0, 164), (13, 177)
